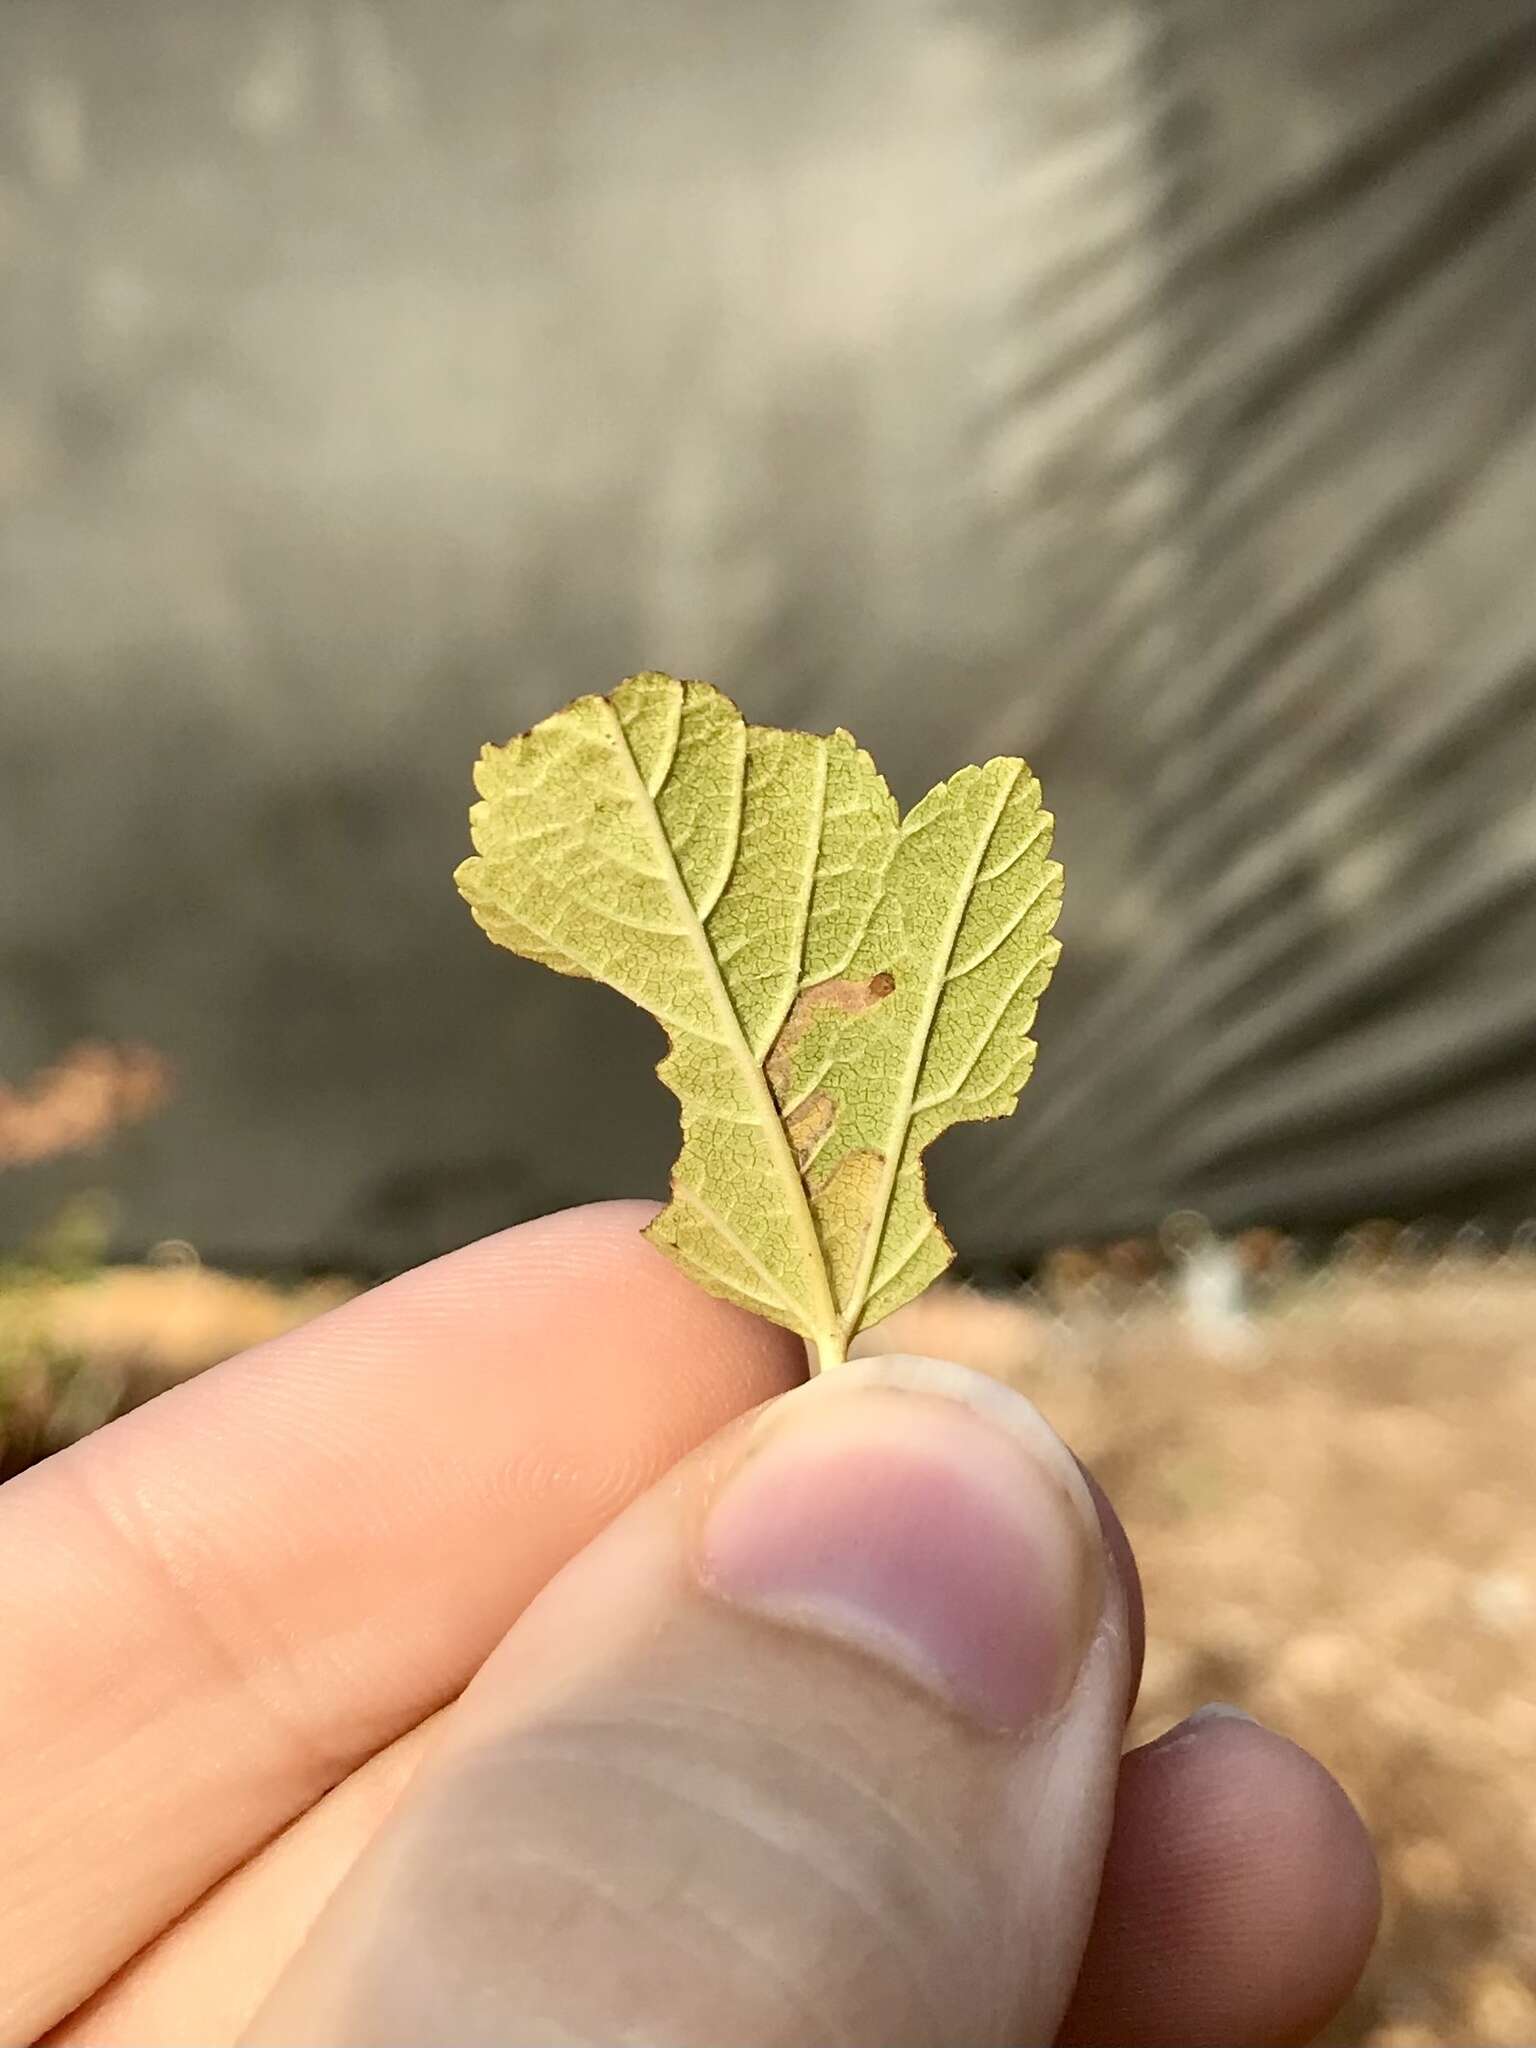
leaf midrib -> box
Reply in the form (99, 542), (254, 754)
(601, 698), (839, 1349)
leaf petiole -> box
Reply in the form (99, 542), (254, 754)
(813, 1331), (848, 1376)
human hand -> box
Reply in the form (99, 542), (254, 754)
(2, 1203), (1377, 2046)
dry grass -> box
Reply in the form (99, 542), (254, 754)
(0, 1042), (171, 1168)
(4, 1250), (1534, 2043)
(0, 1263), (355, 1480)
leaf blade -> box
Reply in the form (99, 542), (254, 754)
(457, 673), (1062, 1363)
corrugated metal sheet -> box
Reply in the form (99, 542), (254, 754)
(2, 0), (1534, 1268)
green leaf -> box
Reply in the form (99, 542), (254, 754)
(456, 673), (1062, 1369)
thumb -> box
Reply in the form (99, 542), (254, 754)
(244, 1355), (1132, 2048)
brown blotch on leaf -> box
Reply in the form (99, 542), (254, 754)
(765, 969), (897, 1101)
(784, 1088), (836, 1170)
(812, 1143), (885, 1200)
(807, 1145), (887, 1296)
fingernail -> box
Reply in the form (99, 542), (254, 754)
(1148, 1702), (1260, 1755)
(1186, 1702), (1256, 1726)
(699, 1354), (1105, 1730)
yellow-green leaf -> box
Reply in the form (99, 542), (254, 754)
(455, 673), (1062, 1369)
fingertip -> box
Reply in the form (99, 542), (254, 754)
(1060, 1710), (1380, 2048)
(317, 1197), (808, 1470)
(465, 1207), (806, 1523)
(1229, 1721), (1382, 2024)
(511, 1198), (810, 1439)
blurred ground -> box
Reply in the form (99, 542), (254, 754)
(872, 1257), (1536, 2048)
(0, 1256), (355, 1480)
(3, 1242), (1534, 2046)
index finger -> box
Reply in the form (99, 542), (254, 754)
(0, 1201), (804, 2043)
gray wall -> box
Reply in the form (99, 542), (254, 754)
(4, 0), (1536, 1272)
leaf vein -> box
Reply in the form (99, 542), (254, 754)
(844, 765), (1024, 1335)
(871, 1220), (935, 1299)
(758, 741), (828, 1058)
(978, 812), (1048, 884)
(944, 868), (1056, 983)
(913, 940), (1052, 1115)
(696, 719), (748, 923)
(673, 1188), (800, 1319)
(645, 684), (685, 799)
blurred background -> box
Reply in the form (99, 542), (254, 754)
(3, 2), (1535, 2043)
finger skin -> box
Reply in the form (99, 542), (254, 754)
(48, 1706), (1379, 2048)
(1057, 1712), (1381, 2048)
(46, 1722), (441, 2048)
(7, 1208), (1376, 2048)
(1077, 1458), (1144, 1708)
(0, 1202), (804, 2042)
(244, 1365), (1132, 2048)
